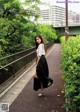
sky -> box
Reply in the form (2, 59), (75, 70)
(40, 0), (80, 13)
(20, 0), (80, 13)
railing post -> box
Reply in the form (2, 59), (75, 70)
(65, 0), (69, 41)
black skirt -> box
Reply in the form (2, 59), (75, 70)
(33, 55), (53, 91)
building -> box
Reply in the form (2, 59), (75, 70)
(37, 9), (52, 24)
(37, 5), (80, 27)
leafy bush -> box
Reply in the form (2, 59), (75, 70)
(61, 36), (80, 112)
(0, 0), (57, 57)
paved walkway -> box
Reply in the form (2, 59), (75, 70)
(0, 44), (65, 112)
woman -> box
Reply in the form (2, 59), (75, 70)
(33, 35), (53, 96)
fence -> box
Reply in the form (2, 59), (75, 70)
(0, 42), (53, 84)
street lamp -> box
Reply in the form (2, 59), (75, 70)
(65, 0), (69, 41)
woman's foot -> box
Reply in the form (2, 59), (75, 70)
(48, 78), (53, 86)
(38, 90), (44, 97)
(38, 93), (43, 96)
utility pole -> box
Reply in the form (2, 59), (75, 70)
(65, 0), (69, 41)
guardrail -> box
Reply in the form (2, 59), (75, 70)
(0, 42), (53, 84)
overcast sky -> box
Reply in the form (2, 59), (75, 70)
(20, 0), (80, 13)
(40, 0), (80, 13)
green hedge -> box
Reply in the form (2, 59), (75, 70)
(61, 36), (80, 112)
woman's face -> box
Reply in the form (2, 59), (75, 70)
(36, 37), (41, 44)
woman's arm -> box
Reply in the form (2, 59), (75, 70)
(36, 56), (41, 65)
(36, 44), (45, 65)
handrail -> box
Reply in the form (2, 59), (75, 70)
(0, 42), (53, 84)
(0, 51), (35, 70)
(0, 43), (51, 61)
(0, 47), (35, 60)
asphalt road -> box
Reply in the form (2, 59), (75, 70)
(9, 44), (65, 112)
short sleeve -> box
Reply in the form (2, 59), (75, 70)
(37, 44), (45, 56)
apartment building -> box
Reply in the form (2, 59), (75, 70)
(50, 5), (65, 27)
(38, 5), (80, 27)
(37, 9), (52, 24)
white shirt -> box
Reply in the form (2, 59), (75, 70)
(36, 43), (45, 56)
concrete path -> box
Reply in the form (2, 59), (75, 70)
(0, 44), (65, 112)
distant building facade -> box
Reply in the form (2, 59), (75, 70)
(37, 5), (80, 27)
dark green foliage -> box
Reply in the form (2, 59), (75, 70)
(61, 36), (80, 112)
(0, 0), (57, 58)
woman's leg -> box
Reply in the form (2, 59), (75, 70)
(38, 81), (44, 96)
(33, 70), (38, 78)
(40, 81), (44, 92)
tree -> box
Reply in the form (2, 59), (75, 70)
(0, 0), (41, 56)
(0, 0), (57, 57)
(34, 24), (57, 43)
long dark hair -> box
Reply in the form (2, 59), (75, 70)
(35, 35), (44, 49)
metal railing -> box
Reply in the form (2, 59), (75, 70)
(0, 42), (53, 84)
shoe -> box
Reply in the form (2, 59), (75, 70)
(48, 82), (51, 86)
(38, 93), (42, 96)
(48, 78), (53, 86)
